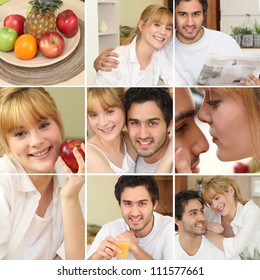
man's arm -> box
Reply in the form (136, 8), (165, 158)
(93, 48), (120, 72)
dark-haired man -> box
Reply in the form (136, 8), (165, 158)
(125, 88), (173, 173)
(175, 190), (225, 259)
(87, 176), (173, 260)
(175, 87), (209, 173)
(175, 0), (241, 85)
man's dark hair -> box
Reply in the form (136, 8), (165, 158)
(114, 175), (159, 206)
(175, 0), (208, 14)
(168, 0), (173, 12)
(175, 190), (204, 231)
(124, 88), (173, 127)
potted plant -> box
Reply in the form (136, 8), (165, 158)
(195, 177), (204, 193)
(230, 26), (242, 46)
(253, 20), (260, 48)
(240, 26), (254, 48)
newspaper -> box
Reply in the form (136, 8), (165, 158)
(197, 52), (260, 86)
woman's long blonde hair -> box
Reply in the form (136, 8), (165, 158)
(0, 87), (64, 154)
(202, 87), (260, 159)
(202, 176), (248, 206)
(123, 4), (173, 45)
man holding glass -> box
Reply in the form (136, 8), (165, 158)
(87, 176), (173, 260)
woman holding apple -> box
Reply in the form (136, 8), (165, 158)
(92, 4), (173, 87)
(0, 87), (85, 260)
(201, 176), (260, 259)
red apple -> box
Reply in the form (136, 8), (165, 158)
(233, 162), (248, 173)
(56, 9), (79, 38)
(60, 140), (85, 173)
(4, 14), (25, 36)
(39, 32), (65, 58)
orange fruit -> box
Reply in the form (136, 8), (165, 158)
(14, 34), (38, 60)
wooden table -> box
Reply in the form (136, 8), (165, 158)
(0, 0), (85, 86)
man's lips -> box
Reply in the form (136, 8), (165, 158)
(191, 160), (200, 173)
(129, 216), (142, 225)
(195, 221), (205, 228)
(136, 139), (153, 148)
(184, 26), (196, 33)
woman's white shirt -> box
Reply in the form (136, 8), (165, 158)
(92, 36), (173, 86)
(0, 155), (66, 260)
(206, 201), (260, 259)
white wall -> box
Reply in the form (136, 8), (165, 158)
(119, 0), (164, 27)
(220, 0), (260, 34)
(47, 87), (85, 141)
(87, 175), (122, 226)
(86, 0), (99, 85)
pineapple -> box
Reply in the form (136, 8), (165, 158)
(24, 0), (63, 41)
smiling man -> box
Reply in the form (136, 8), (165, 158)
(87, 176), (173, 260)
(175, 190), (225, 259)
(175, 0), (241, 85)
(125, 87), (173, 173)
(175, 87), (209, 173)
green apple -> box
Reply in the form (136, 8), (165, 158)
(26, 4), (33, 16)
(0, 27), (18, 52)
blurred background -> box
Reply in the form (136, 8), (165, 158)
(48, 87), (85, 141)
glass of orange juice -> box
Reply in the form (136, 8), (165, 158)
(115, 237), (130, 260)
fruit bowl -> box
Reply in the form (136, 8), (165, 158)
(0, 6), (81, 68)
(0, 28), (80, 68)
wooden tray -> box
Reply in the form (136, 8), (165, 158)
(0, 19), (85, 86)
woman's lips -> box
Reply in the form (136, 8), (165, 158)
(210, 132), (219, 143)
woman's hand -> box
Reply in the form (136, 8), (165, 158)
(206, 221), (224, 234)
(59, 142), (85, 200)
(59, 142), (85, 260)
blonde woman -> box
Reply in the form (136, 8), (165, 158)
(198, 87), (260, 161)
(0, 88), (85, 260)
(202, 176), (260, 259)
(87, 87), (136, 173)
(92, 4), (173, 86)
(87, 87), (173, 173)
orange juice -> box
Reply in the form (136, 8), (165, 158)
(115, 239), (130, 259)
